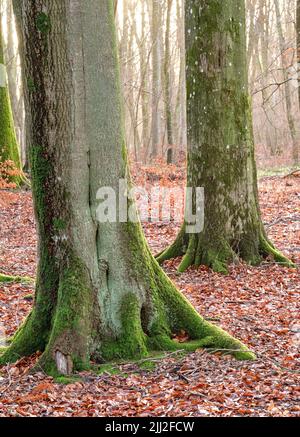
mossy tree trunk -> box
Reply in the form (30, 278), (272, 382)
(0, 14), (22, 182)
(157, 0), (293, 274)
(0, 0), (255, 375)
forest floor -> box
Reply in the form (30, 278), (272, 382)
(0, 163), (299, 417)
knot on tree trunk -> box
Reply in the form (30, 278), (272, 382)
(98, 259), (109, 273)
(55, 350), (73, 375)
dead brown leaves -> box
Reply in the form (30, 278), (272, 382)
(0, 166), (299, 417)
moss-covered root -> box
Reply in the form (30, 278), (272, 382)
(0, 256), (94, 375)
(157, 230), (295, 274)
(18, 173), (31, 189)
(99, 290), (255, 364)
(155, 267), (256, 360)
(0, 274), (35, 284)
(259, 236), (295, 267)
(0, 306), (50, 365)
(35, 257), (94, 375)
(172, 234), (236, 274)
(156, 227), (237, 274)
(100, 294), (148, 361)
(156, 227), (187, 265)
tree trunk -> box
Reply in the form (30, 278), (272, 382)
(274, 0), (299, 165)
(150, 0), (162, 159)
(175, 0), (187, 158)
(12, 0), (27, 169)
(164, 0), (174, 163)
(297, 0), (300, 108)
(140, 0), (150, 162)
(256, 1), (279, 157)
(6, 0), (19, 136)
(0, 11), (22, 182)
(157, 0), (293, 273)
(0, 0), (254, 375)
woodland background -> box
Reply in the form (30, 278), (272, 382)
(0, 0), (299, 417)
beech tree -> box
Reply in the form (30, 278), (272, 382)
(297, 0), (300, 108)
(164, 0), (174, 163)
(0, 0), (255, 375)
(150, 0), (162, 159)
(274, 0), (299, 165)
(157, 0), (293, 273)
(0, 11), (22, 182)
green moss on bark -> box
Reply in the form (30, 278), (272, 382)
(0, 274), (34, 284)
(0, 303), (50, 365)
(157, 0), (294, 274)
(99, 293), (148, 361)
(0, 0), (256, 376)
(0, 18), (23, 184)
(36, 255), (94, 374)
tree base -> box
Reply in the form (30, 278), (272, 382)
(156, 228), (295, 274)
(0, 254), (255, 375)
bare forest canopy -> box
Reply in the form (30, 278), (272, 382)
(1, 0), (300, 169)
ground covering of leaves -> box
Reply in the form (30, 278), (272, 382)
(0, 163), (299, 417)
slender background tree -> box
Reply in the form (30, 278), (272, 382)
(0, 6), (22, 184)
(157, 0), (293, 273)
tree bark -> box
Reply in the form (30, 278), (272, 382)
(6, 1), (19, 136)
(164, 0), (174, 163)
(0, 11), (22, 182)
(175, 0), (187, 157)
(150, 0), (162, 159)
(274, 0), (299, 165)
(140, 0), (150, 162)
(0, 0), (255, 375)
(157, 0), (293, 273)
(297, 0), (300, 108)
(12, 0), (27, 169)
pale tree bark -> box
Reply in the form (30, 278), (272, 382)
(297, 0), (300, 109)
(164, 0), (174, 163)
(0, 0), (255, 374)
(175, 0), (187, 158)
(246, 1), (260, 96)
(6, 0), (26, 167)
(157, 0), (293, 273)
(12, 0), (28, 169)
(0, 6), (22, 183)
(139, 0), (150, 161)
(6, 1), (18, 132)
(126, 3), (141, 161)
(246, 0), (256, 72)
(133, 0), (151, 162)
(150, 0), (162, 159)
(256, 0), (279, 156)
(274, 0), (299, 165)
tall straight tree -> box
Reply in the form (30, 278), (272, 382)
(0, 0), (254, 375)
(0, 10), (22, 182)
(157, 0), (293, 273)
(164, 0), (174, 163)
(297, 0), (300, 107)
(274, 0), (299, 165)
(150, 0), (162, 159)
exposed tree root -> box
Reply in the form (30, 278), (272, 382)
(19, 173), (31, 189)
(157, 228), (295, 274)
(259, 236), (295, 266)
(0, 251), (255, 374)
(0, 274), (34, 284)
